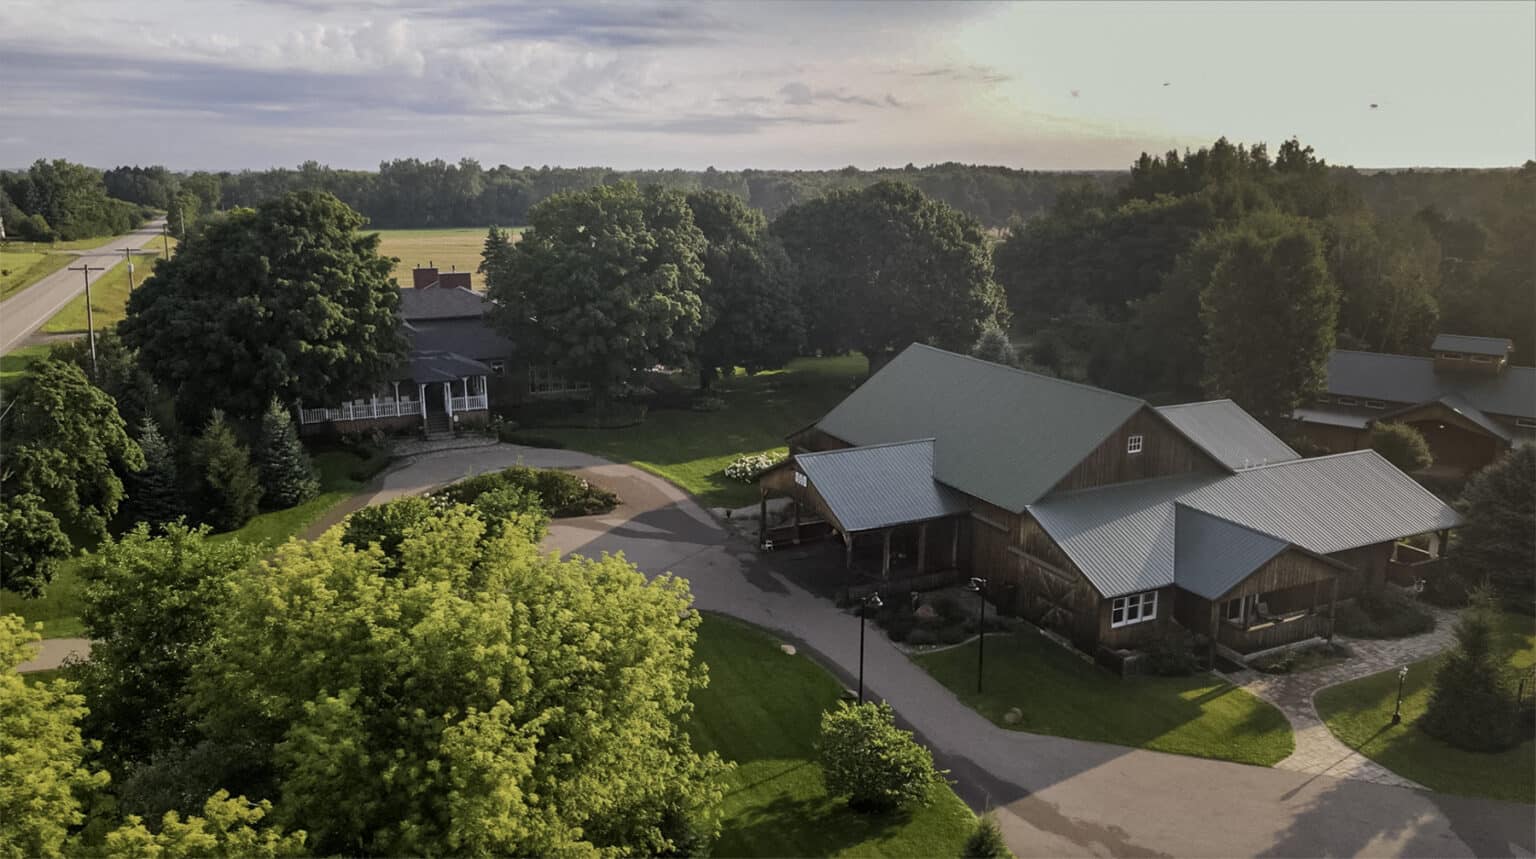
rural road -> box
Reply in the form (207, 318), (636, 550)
(306, 444), (1536, 859)
(0, 219), (166, 355)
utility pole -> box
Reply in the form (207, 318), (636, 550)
(120, 247), (153, 290)
(68, 263), (106, 378)
(162, 222), (170, 257)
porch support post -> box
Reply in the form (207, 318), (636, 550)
(844, 532), (853, 570)
(758, 489), (767, 546)
(418, 384), (427, 422)
(370, 392), (378, 419)
(950, 520), (960, 568)
(444, 382), (453, 419)
(1207, 601), (1220, 667)
(881, 529), (892, 579)
(791, 501), (801, 545)
(917, 522), (928, 575)
(393, 381), (400, 415)
(1326, 576), (1339, 641)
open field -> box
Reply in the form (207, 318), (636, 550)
(916, 630), (1295, 766)
(542, 355), (866, 509)
(0, 250), (75, 302)
(40, 248), (168, 334)
(1317, 611), (1535, 804)
(690, 613), (974, 857)
(370, 227), (521, 290)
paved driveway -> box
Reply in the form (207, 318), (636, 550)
(328, 444), (1536, 857)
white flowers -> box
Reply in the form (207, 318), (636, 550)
(724, 452), (784, 483)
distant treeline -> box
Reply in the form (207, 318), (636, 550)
(0, 160), (156, 241)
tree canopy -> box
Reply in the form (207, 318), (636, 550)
(0, 159), (150, 241)
(685, 190), (804, 387)
(120, 191), (406, 423)
(1200, 212), (1338, 423)
(1368, 422), (1433, 473)
(1453, 445), (1535, 603)
(486, 181), (707, 400)
(773, 181), (1005, 369)
(188, 504), (725, 855)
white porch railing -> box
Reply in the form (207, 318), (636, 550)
(451, 394), (489, 412)
(300, 398), (419, 425)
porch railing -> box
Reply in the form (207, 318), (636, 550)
(1217, 610), (1328, 653)
(450, 394), (489, 412)
(299, 398), (419, 425)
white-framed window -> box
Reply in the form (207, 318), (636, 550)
(1471, 355), (1494, 363)
(1126, 434), (1144, 455)
(490, 360), (506, 376)
(1440, 352), (1464, 360)
(1517, 418), (1536, 429)
(1223, 594), (1260, 625)
(1336, 397), (1360, 406)
(1110, 591), (1158, 628)
(1365, 400), (1386, 409)
(528, 365), (591, 395)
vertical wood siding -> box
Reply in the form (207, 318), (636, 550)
(1050, 407), (1225, 494)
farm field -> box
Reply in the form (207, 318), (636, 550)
(370, 227), (521, 290)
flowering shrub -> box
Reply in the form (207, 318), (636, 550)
(724, 452), (784, 483)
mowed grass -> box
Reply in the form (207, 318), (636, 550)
(1317, 612), (1535, 804)
(916, 630), (1294, 766)
(0, 250), (74, 302)
(0, 343), (54, 390)
(40, 248), (168, 334)
(370, 227), (521, 290)
(690, 614), (975, 857)
(542, 355), (867, 509)
(1, 450), (367, 640)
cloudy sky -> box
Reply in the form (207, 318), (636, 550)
(1, 0), (1532, 171)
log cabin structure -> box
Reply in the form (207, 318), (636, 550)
(1292, 334), (1536, 477)
(761, 344), (1462, 665)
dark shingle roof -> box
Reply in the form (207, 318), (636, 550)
(1156, 400), (1300, 470)
(1325, 350), (1536, 419)
(1431, 334), (1512, 356)
(406, 319), (513, 362)
(794, 440), (969, 533)
(815, 344), (1145, 511)
(398, 287), (490, 321)
(402, 351), (492, 383)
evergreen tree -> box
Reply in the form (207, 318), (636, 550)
(190, 411), (261, 532)
(128, 417), (184, 527)
(254, 400), (317, 509)
(478, 225), (515, 287)
(1419, 587), (1519, 752)
(971, 324), (1018, 367)
(1453, 445), (1536, 602)
(962, 813), (1014, 858)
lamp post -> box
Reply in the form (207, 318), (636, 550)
(858, 592), (883, 703)
(968, 577), (989, 694)
(1392, 666), (1408, 725)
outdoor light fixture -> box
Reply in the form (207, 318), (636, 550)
(968, 577), (989, 694)
(858, 592), (883, 703)
(1392, 665), (1408, 725)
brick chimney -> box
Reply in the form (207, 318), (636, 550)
(439, 271), (472, 290)
(412, 266), (439, 289)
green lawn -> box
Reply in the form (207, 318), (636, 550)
(915, 630), (1294, 766)
(543, 355), (867, 509)
(0, 250), (74, 301)
(691, 614), (975, 857)
(2, 450), (367, 639)
(40, 248), (167, 334)
(371, 227), (521, 291)
(1317, 612), (1535, 804)
(1, 343), (54, 389)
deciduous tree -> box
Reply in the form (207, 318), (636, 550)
(191, 506), (726, 856)
(486, 182), (707, 404)
(1200, 213), (1338, 424)
(0, 493), (70, 597)
(1368, 422), (1433, 473)
(121, 191), (406, 424)
(774, 181), (1005, 370)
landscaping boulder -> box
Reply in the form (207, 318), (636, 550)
(1003, 707), (1023, 725)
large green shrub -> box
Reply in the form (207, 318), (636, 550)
(1369, 422), (1433, 473)
(1335, 586), (1435, 638)
(1420, 588), (1520, 752)
(1144, 627), (1199, 676)
(436, 466), (617, 518)
(818, 701), (937, 813)
(189, 410), (261, 532)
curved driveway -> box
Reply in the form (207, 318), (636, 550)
(328, 444), (1536, 858)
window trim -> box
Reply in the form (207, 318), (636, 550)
(1470, 354), (1494, 364)
(489, 360), (506, 376)
(1365, 399), (1386, 409)
(1110, 590), (1158, 629)
(1439, 352), (1464, 360)
(1516, 418), (1536, 429)
(1126, 434), (1144, 455)
(1336, 396), (1360, 406)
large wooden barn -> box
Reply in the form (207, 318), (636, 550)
(1292, 333), (1535, 476)
(760, 344), (1461, 665)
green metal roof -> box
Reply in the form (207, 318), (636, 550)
(816, 344), (1144, 511)
(794, 440), (969, 533)
(1172, 506), (1290, 599)
(1156, 400), (1300, 470)
(1431, 333), (1512, 357)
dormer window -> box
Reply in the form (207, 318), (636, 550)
(1126, 434), (1144, 455)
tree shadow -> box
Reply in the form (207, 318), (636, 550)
(717, 790), (911, 858)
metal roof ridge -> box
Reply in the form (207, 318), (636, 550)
(1235, 449), (1377, 471)
(1173, 501), (1290, 545)
(1155, 398), (1237, 411)
(1029, 471), (1214, 505)
(903, 343), (1147, 405)
(795, 437), (935, 459)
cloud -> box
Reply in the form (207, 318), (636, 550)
(778, 81), (893, 109)
(902, 63), (1012, 85)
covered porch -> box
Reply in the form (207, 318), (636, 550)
(298, 350), (491, 433)
(758, 439), (969, 584)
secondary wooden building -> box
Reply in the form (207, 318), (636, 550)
(762, 344), (1461, 665)
(1292, 334), (1535, 477)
